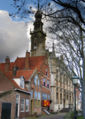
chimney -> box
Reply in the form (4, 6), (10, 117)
(5, 56), (10, 71)
(25, 51), (30, 69)
(13, 66), (18, 76)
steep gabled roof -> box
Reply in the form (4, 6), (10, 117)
(0, 70), (29, 92)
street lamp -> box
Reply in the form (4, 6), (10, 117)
(72, 76), (79, 119)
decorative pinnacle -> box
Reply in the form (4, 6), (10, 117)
(53, 42), (55, 52)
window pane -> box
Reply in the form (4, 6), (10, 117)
(25, 99), (29, 112)
(48, 95), (50, 100)
(43, 78), (46, 86)
(16, 95), (19, 104)
(34, 91), (37, 99)
(31, 90), (33, 99)
(21, 99), (24, 112)
(42, 93), (47, 100)
(38, 92), (41, 100)
(34, 75), (38, 86)
(47, 80), (49, 88)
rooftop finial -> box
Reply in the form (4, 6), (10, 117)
(38, 0), (40, 10)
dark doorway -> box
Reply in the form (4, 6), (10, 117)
(15, 104), (18, 118)
(63, 99), (65, 108)
(1, 103), (11, 119)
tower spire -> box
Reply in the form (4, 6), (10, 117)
(38, 0), (40, 10)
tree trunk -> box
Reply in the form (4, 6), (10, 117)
(83, 57), (85, 119)
(81, 81), (84, 115)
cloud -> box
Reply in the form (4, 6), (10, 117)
(0, 10), (53, 62)
(0, 10), (32, 62)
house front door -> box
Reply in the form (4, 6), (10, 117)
(1, 102), (11, 119)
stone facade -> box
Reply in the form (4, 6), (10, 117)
(49, 55), (74, 112)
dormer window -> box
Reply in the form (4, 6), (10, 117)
(20, 76), (24, 89)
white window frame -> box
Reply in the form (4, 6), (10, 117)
(16, 94), (20, 117)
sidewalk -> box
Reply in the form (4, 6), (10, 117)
(26, 112), (67, 119)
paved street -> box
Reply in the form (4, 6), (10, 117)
(38, 113), (66, 119)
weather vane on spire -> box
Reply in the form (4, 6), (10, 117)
(38, 0), (40, 10)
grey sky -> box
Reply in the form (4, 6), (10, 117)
(0, 10), (53, 62)
(0, 10), (31, 62)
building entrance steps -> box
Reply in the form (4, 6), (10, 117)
(43, 109), (50, 115)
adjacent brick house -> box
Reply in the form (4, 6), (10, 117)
(0, 70), (31, 119)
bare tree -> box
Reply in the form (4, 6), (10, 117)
(48, 14), (85, 116)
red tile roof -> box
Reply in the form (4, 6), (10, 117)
(15, 70), (34, 81)
(0, 63), (5, 72)
(0, 56), (46, 72)
(0, 54), (50, 90)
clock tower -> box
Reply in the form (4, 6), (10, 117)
(30, 9), (46, 56)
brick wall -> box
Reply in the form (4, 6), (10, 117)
(0, 91), (31, 119)
(0, 71), (13, 91)
(0, 91), (16, 119)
